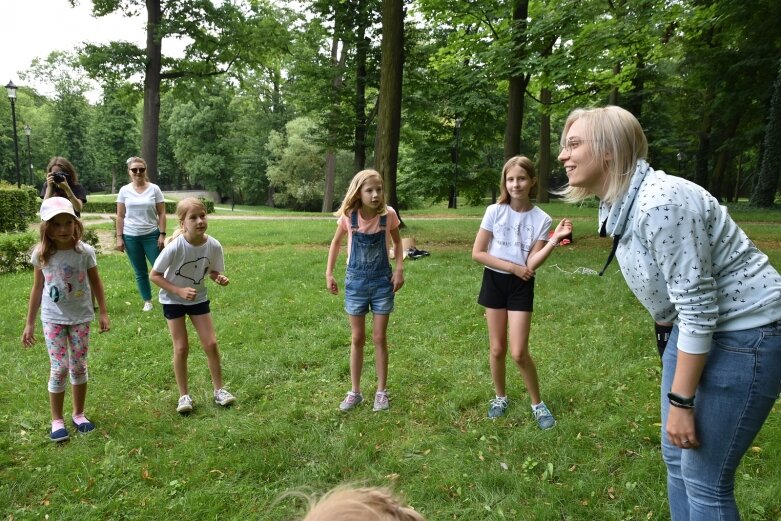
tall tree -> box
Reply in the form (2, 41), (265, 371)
(750, 64), (781, 207)
(78, 0), (290, 182)
(502, 0), (530, 160)
(375, 0), (405, 216)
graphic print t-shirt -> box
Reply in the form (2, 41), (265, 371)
(152, 234), (225, 305)
(479, 204), (552, 274)
(31, 243), (97, 325)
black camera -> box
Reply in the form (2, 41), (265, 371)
(52, 171), (67, 183)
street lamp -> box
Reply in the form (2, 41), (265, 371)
(24, 124), (32, 185)
(5, 80), (21, 188)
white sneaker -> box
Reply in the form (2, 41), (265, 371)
(176, 394), (193, 413)
(142, 301), (153, 312)
(214, 388), (236, 406)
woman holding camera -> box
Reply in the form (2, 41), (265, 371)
(42, 157), (87, 216)
(116, 156), (167, 312)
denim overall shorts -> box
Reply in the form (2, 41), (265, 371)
(344, 211), (394, 316)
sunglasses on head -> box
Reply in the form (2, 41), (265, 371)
(130, 167), (146, 174)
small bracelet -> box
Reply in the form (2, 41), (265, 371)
(667, 392), (695, 409)
(550, 241), (559, 247)
(159, 232), (166, 235)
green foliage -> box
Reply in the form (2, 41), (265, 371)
(265, 117), (353, 211)
(81, 200), (213, 215)
(0, 231), (37, 273)
(0, 184), (39, 233)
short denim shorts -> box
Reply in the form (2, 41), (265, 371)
(344, 272), (394, 316)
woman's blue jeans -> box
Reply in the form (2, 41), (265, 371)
(661, 322), (781, 520)
(123, 231), (161, 301)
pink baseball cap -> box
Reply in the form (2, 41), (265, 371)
(40, 197), (77, 221)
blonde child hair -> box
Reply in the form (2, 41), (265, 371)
(166, 197), (207, 245)
(334, 169), (389, 218)
(301, 487), (425, 521)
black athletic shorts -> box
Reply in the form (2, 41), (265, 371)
(477, 268), (534, 311)
(162, 300), (211, 320)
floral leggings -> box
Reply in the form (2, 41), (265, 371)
(43, 322), (90, 393)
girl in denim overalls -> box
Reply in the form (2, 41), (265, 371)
(326, 170), (405, 412)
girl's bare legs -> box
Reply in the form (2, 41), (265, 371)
(167, 317), (190, 396)
(507, 311), (541, 404)
(49, 391), (65, 422)
(72, 383), (87, 416)
(348, 314), (367, 393)
(190, 313), (223, 391)
(372, 313), (390, 390)
(486, 308), (509, 397)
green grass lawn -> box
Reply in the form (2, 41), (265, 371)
(1, 204), (780, 520)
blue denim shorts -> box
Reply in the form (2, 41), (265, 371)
(344, 272), (394, 316)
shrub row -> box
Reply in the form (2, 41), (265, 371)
(0, 184), (39, 233)
(0, 228), (102, 274)
(83, 198), (214, 214)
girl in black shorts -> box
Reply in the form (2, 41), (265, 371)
(472, 156), (572, 429)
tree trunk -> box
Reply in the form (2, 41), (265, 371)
(708, 114), (741, 201)
(694, 87), (714, 188)
(502, 0), (530, 161)
(376, 0), (405, 221)
(141, 0), (162, 183)
(537, 87), (551, 203)
(750, 64), (781, 207)
(609, 62), (621, 106)
(322, 29), (348, 213)
(353, 6), (369, 173)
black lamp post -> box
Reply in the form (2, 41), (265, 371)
(24, 124), (32, 185)
(5, 80), (21, 188)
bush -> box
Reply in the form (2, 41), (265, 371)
(83, 199), (214, 214)
(0, 231), (37, 274)
(0, 227), (101, 275)
(0, 184), (39, 233)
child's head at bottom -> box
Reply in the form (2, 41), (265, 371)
(300, 486), (425, 521)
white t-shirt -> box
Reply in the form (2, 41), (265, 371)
(479, 203), (552, 274)
(152, 234), (225, 305)
(31, 243), (97, 325)
(117, 183), (165, 236)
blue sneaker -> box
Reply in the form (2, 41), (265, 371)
(72, 418), (95, 433)
(533, 403), (556, 430)
(487, 396), (508, 418)
(50, 427), (69, 443)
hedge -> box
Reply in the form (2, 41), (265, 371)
(0, 184), (39, 233)
(83, 198), (214, 214)
(0, 228), (102, 274)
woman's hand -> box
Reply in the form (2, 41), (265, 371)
(157, 234), (166, 251)
(116, 236), (125, 253)
(666, 406), (699, 449)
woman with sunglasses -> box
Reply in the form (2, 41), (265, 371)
(116, 157), (167, 312)
(41, 157), (88, 216)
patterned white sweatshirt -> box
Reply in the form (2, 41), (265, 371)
(599, 160), (781, 354)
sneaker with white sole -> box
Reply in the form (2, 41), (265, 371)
(533, 403), (556, 430)
(339, 391), (363, 411)
(373, 391), (389, 411)
(488, 396), (509, 418)
(214, 388), (236, 406)
(177, 394), (193, 413)
(143, 301), (153, 312)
